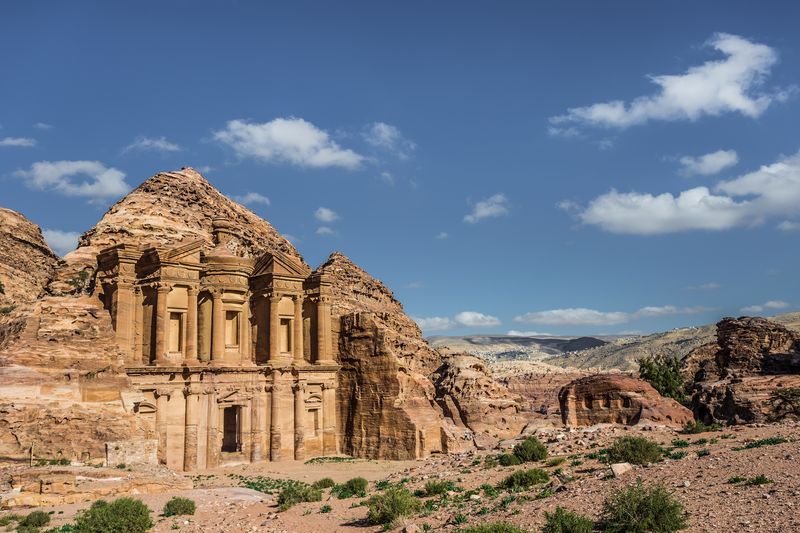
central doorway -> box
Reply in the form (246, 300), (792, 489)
(222, 406), (241, 453)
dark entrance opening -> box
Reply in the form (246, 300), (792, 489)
(222, 406), (241, 453)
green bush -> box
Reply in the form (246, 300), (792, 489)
(513, 437), (548, 462)
(0, 514), (22, 527)
(18, 511), (50, 528)
(744, 475), (771, 486)
(331, 476), (368, 498)
(542, 506), (594, 533)
(422, 480), (458, 496)
(599, 479), (688, 532)
(497, 469), (549, 491)
(312, 477), (336, 489)
(462, 522), (527, 533)
(320, 504), (332, 513)
(277, 482), (323, 510)
(365, 487), (421, 526)
(607, 436), (662, 465)
(74, 498), (153, 533)
(162, 497), (196, 517)
(681, 420), (721, 434)
(498, 453), (522, 466)
(638, 354), (684, 401)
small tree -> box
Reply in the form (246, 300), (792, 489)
(365, 487), (421, 527)
(542, 506), (594, 533)
(607, 436), (662, 465)
(163, 496), (196, 516)
(512, 436), (548, 462)
(638, 355), (684, 401)
(74, 498), (153, 533)
(600, 479), (688, 532)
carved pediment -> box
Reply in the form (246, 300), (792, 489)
(159, 239), (204, 264)
(252, 251), (311, 279)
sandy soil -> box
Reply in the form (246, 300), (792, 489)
(4, 423), (800, 533)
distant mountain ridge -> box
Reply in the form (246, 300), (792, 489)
(429, 334), (609, 362)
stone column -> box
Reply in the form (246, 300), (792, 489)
(254, 296), (267, 364)
(293, 382), (306, 460)
(154, 284), (171, 365)
(183, 387), (199, 471)
(211, 291), (225, 363)
(115, 281), (135, 363)
(240, 297), (252, 365)
(250, 389), (262, 463)
(206, 390), (219, 468)
(268, 295), (280, 363)
(155, 389), (172, 465)
(292, 295), (304, 364)
(315, 297), (334, 364)
(322, 383), (338, 455)
(133, 287), (144, 364)
(185, 287), (198, 364)
(270, 374), (283, 461)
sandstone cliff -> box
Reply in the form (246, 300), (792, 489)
(316, 252), (470, 458)
(686, 316), (800, 424)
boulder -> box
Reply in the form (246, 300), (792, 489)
(558, 374), (693, 428)
(687, 317), (800, 424)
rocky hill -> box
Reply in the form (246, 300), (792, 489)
(50, 167), (302, 293)
(430, 335), (608, 362)
(548, 312), (800, 371)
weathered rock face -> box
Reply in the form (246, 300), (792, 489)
(559, 374), (693, 428)
(0, 209), (60, 349)
(687, 317), (800, 424)
(433, 354), (531, 447)
(317, 253), (470, 458)
(0, 208), (59, 306)
(50, 167), (302, 293)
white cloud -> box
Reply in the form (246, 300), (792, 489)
(362, 122), (416, 158)
(123, 135), (181, 153)
(686, 282), (721, 291)
(214, 117), (364, 169)
(379, 171), (396, 185)
(232, 192), (271, 206)
(404, 281), (423, 289)
(314, 207), (339, 223)
(0, 137), (36, 147)
(464, 193), (510, 223)
(679, 149), (738, 176)
(33, 122), (53, 130)
(740, 300), (790, 314)
(435, 232), (449, 240)
(316, 226), (335, 236)
(574, 150), (800, 234)
(413, 316), (454, 332)
(507, 330), (552, 337)
(42, 229), (80, 256)
(15, 160), (130, 202)
(514, 305), (709, 326)
(454, 311), (501, 328)
(777, 220), (800, 232)
(550, 33), (786, 131)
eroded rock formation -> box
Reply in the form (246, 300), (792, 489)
(686, 316), (800, 424)
(559, 374), (693, 428)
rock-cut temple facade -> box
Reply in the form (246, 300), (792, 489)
(96, 219), (339, 471)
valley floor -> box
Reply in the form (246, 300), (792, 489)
(4, 422), (800, 533)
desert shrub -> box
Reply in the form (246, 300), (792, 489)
(331, 476), (368, 498)
(365, 487), (421, 526)
(484, 455), (500, 468)
(320, 504), (332, 513)
(74, 498), (153, 533)
(462, 522), (527, 533)
(277, 482), (322, 510)
(740, 436), (787, 449)
(599, 479), (688, 532)
(681, 420), (721, 434)
(607, 436), (662, 465)
(638, 355), (684, 401)
(0, 305), (16, 315)
(481, 483), (499, 497)
(498, 453), (522, 467)
(312, 477), (336, 489)
(542, 506), (594, 533)
(497, 469), (549, 491)
(422, 480), (458, 497)
(546, 457), (566, 467)
(727, 476), (746, 484)
(0, 514), (22, 527)
(162, 497), (196, 517)
(513, 437), (548, 462)
(771, 387), (800, 417)
(665, 450), (687, 460)
(695, 449), (709, 457)
(18, 511), (50, 528)
(744, 475), (772, 486)
(671, 439), (689, 448)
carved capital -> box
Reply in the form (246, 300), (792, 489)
(155, 388), (174, 399)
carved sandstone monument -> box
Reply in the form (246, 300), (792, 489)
(0, 167), (514, 471)
(558, 374), (693, 428)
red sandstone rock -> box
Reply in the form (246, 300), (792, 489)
(558, 374), (693, 428)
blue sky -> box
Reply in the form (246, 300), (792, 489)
(2, 1), (799, 336)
